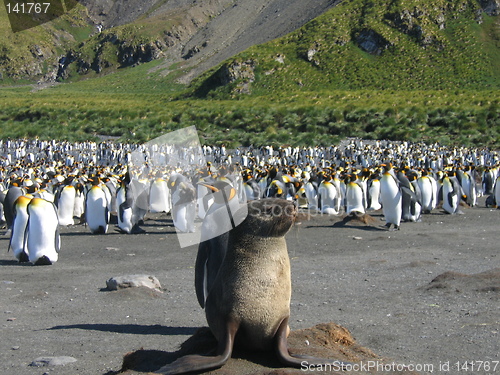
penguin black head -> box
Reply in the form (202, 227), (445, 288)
(199, 181), (236, 205)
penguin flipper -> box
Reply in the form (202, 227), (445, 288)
(195, 233), (229, 309)
(118, 203), (125, 224)
(23, 215), (30, 257)
(400, 186), (418, 203)
(55, 227), (61, 253)
(8, 203), (21, 253)
(447, 191), (457, 208)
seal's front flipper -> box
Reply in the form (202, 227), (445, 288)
(274, 317), (352, 370)
(154, 320), (238, 375)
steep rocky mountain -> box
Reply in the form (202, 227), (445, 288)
(0, 0), (339, 83)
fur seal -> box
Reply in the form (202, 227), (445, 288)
(155, 198), (350, 374)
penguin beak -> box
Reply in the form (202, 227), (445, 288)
(199, 183), (237, 201)
(199, 183), (219, 193)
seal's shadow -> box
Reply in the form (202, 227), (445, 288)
(48, 323), (197, 336)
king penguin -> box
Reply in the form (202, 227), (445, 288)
(115, 171), (144, 234)
(149, 176), (171, 214)
(85, 178), (110, 234)
(169, 172), (197, 233)
(195, 179), (246, 307)
(417, 169), (437, 214)
(380, 163), (402, 230)
(494, 174), (500, 209)
(3, 179), (26, 229)
(317, 178), (341, 215)
(304, 179), (318, 211)
(441, 173), (463, 214)
(458, 166), (477, 207)
(8, 195), (32, 262)
(366, 170), (382, 211)
(398, 169), (422, 223)
(55, 179), (76, 226)
(242, 170), (261, 201)
(345, 174), (366, 215)
(26, 197), (60, 265)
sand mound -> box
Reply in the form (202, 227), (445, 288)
(333, 212), (381, 228)
(424, 268), (500, 293)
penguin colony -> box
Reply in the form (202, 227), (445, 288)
(1, 138), (499, 264)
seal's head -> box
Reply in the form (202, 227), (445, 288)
(235, 198), (297, 238)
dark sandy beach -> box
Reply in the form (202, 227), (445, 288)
(1, 198), (498, 375)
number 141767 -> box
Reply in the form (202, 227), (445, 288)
(6, 2), (51, 14)
(455, 361), (499, 372)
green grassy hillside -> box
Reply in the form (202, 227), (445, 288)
(192, 0), (500, 96)
(0, 0), (499, 148)
(0, 5), (93, 82)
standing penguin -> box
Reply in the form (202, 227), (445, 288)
(304, 179), (318, 211)
(3, 180), (25, 229)
(169, 172), (197, 233)
(317, 179), (341, 215)
(494, 174), (500, 209)
(55, 180), (76, 226)
(194, 181), (246, 308)
(116, 176), (134, 234)
(8, 195), (32, 262)
(366, 170), (382, 211)
(72, 182), (85, 222)
(380, 163), (402, 230)
(241, 170), (261, 201)
(441, 173), (463, 214)
(295, 186), (308, 208)
(85, 179), (110, 234)
(482, 167), (495, 195)
(264, 179), (286, 199)
(417, 170), (437, 214)
(115, 172), (144, 234)
(198, 180), (244, 244)
(458, 166), (477, 207)
(344, 174), (366, 215)
(149, 176), (171, 214)
(26, 197), (60, 265)
(398, 171), (422, 223)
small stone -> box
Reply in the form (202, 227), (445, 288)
(12, 346), (20, 350)
(106, 275), (162, 291)
(30, 356), (77, 367)
(353, 236), (363, 240)
(7, 317), (16, 321)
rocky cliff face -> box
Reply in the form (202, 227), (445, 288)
(1, 0), (338, 83)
